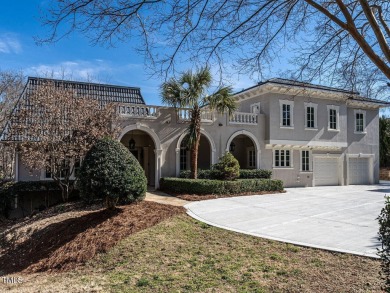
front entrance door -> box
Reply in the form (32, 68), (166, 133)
(130, 148), (150, 185)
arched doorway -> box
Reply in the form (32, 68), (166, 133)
(120, 130), (156, 186)
(176, 131), (216, 176)
(226, 130), (261, 169)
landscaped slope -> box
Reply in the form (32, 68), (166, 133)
(0, 212), (383, 292)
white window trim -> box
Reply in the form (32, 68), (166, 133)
(304, 102), (318, 130)
(354, 109), (367, 134)
(300, 150), (312, 172)
(273, 149), (293, 168)
(250, 102), (261, 114)
(279, 100), (294, 128)
(327, 105), (340, 131)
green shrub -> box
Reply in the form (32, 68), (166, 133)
(180, 169), (219, 179)
(160, 177), (283, 195)
(0, 181), (15, 217)
(0, 180), (72, 217)
(77, 137), (147, 209)
(378, 196), (390, 290)
(212, 152), (240, 181)
(180, 168), (272, 180)
(239, 169), (272, 179)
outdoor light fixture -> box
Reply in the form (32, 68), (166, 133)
(129, 137), (136, 150)
(230, 142), (236, 152)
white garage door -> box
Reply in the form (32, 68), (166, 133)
(348, 157), (370, 185)
(314, 157), (340, 186)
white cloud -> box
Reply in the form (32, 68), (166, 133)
(26, 60), (115, 82)
(0, 34), (22, 54)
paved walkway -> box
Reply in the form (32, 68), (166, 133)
(145, 190), (188, 206)
(185, 184), (390, 258)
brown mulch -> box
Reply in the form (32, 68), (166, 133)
(175, 190), (286, 201)
(0, 201), (185, 275)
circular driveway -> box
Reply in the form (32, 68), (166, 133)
(185, 184), (390, 258)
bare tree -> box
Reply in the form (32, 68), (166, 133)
(13, 80), (118, 202)
(0, 70), (25, 180)
(39, 1), (390, 97)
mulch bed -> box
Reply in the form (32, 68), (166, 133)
(175, 190), (285, 201)
(0, 201), (185, 274)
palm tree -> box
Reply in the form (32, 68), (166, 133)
(161, 67), (237, 179)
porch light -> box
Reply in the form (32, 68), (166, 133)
(129, 138), (136, 150)
(230, 142), (236, 152)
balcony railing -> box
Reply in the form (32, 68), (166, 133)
(229, 112), (258, 125)
(117, 104), (159, 119)
(177, 108), (214, 123)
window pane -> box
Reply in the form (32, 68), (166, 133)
(180, 148), (187, 170)
(282, 104), (291, 126)
(275, 150), (279, 167)
(356, 113), (364, 132)
(307, 107), (314, 128)
(302, 151), (309, 171)
(285, 150), (290, 167)
(329, 109), (337, 129)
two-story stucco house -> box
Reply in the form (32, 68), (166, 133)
(3, 77), (389, 189)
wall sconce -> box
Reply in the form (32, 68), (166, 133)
(229, 142), (236, 152)
(129, 138), (136, 150)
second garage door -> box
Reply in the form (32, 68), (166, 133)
(348, 157), (371, 185)
(313, 157), (340, 186)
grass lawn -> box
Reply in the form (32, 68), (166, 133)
(1, 213), (382, 292)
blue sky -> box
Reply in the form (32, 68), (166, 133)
(0, 1), (287, 105)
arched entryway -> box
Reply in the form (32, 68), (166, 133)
(176, 130), (216, 176)
(120, 130), (156, 186)
(119, 124), (162, 188)
(226, 130), (261, 169)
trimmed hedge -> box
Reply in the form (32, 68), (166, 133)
(180, 169), (272, 180)
(0, 181), (14, 216)
(160, 177), (283, 195)
(179, 169), (217, 179)
(0, 180), (70, 217)
(239, 169), (272, 179)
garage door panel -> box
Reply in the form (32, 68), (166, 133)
(314, 157), (339, 186)
(349, 158), (370, 185)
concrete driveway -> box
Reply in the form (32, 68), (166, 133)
(185, 183), (390, 258)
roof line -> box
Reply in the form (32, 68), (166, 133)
(27, 76), (141, 91)
(0, 80), (29, 140)
(234, 78), (358, 96)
